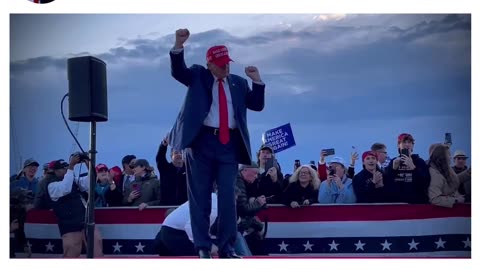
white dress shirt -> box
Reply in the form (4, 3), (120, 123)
(204, 76), (236, 129)
(48, 169), (90, 202)
(162, 193), (218, 242)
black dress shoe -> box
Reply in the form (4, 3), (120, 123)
(198, 249), (212, 258)
(219, 252), (242, 259)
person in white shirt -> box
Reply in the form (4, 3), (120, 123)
(41, 155), (103, 257)
(154, 193), (218, 257)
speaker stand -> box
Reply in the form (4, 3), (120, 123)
(86, 121), (97, 258)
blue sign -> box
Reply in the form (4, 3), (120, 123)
(262, 123), (296, 153)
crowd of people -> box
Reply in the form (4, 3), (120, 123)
(9, 131), (471, 257)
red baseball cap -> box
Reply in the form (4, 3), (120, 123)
(206, 45), (234, 67)
(362, 151), (378, 161)
(95, 163), (108, 173)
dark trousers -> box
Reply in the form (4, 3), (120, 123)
(154, 226), (196, 256)
(185, 126), (240, 254)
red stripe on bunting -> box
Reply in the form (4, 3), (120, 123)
(26, 204), (470, 224)
(256, 204), (471, 222)
(26, 208), (169, 224)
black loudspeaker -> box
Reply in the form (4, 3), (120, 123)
(67, 56), (108, 122)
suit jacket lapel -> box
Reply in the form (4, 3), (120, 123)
(203, 70), (214, 105)
(226, 75), (240, 113)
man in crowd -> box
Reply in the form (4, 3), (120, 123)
(235, 162), (266, 255)
(121, 154), (137, 192)
(353, 151), (391, 203)
(156, 136), (187, 205)
(11, 158), (40, 195)
(256, 145), (284, 203)
(384, 133), (430, 204)
(451, 150), (470, 201)
(452, 150), (469, 174)
(371, 143), (390, 172)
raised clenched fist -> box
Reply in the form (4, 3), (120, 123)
(245, 66), (261, 82)
(175, 28), (190, 49)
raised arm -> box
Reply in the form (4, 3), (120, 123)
(170, 28), (193, 87)
(244, 66), (265, 111)
(156, 138), (170, 173)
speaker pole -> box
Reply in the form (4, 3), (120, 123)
(86, 121), (97, 258)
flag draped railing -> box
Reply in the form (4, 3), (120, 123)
(18, 203), (470, 258)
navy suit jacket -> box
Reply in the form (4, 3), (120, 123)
(168, 50), (265, 165)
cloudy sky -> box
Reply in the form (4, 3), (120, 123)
(10, 14), (471, 176)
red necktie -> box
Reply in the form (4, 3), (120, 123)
(218, 79), (229, 144)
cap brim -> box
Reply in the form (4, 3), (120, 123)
(24, 162), (40, 168)
(331, 162), (345, 167)
(213, 57), (233, 67)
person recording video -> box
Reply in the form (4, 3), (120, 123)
(36, 154), (103, 257)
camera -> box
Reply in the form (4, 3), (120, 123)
(294, 159), (301, 170)
(328, 166), (336, 176)
(444, 133), (452, 145)
(72, 151), (90, 162)
(322, 148), (335, 156)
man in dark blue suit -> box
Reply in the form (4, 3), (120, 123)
(168, 28), (265, 258)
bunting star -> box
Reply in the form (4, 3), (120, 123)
(45, 241), (54, 252)
(354, 240), (366, 251)
(380, 240), (392, 251)
(135, 242), (145, 253)
(278, 241), (289, 252)
(113, 242), (123, 253)
(435, 238), (446, 249)
(303, 241), (314, 251)
(462, 237), (471, 248)
(328, 240), (339, 251)
(408, 239), (419, 250)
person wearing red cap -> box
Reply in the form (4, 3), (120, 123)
(384, 133), (430, 204)
(352, 151), (392, 203)
(94, 164), (110, 207)
(168, 28), (265, 258)
(103, 166), (124, 207)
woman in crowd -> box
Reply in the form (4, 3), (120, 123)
(282, 165), (320, 208)
(123, 159), (160, 210)
(428, 143), (471, 208)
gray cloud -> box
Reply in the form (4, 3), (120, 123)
(10, 14), (470, 73)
